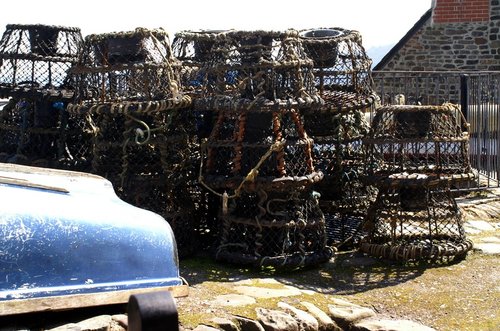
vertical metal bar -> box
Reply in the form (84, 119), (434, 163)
(496, 74), (500, 186)
(486, 74), (492, 188)
(471, 76), (480, 188)
(425, 74), (430, 105)
(460, 74), (469, 131)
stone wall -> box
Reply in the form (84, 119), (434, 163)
(378, 0), (500, 72)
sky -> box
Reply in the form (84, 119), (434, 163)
(0, 0), (432, 65)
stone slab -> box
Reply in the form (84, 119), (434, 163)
(355, 318), (436, 331)
(212, 294), (256, 307)
(473, 243), (500, 254)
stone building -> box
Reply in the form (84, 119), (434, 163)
(375, 0), (500, 71)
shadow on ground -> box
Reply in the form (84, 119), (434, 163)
(179, 250), (465, 295)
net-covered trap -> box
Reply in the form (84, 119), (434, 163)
(311, 110), (376, 248)
(192, 29), (323, 111)
(298, 28), (377, 248)
(299, 28), (376, 112)
(197, 30), (333, 268)
(67, 28), (196, 256)
(200, 106), (332, 268)
(0, 24), (82, 167)
(361, 103), (474, 262)
(172, 30), (227, 98)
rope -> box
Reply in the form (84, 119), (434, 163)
(198, 139), (286, 212)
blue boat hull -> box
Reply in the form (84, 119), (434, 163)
(0, 164), (185, 313)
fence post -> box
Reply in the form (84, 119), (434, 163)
(460, 74), (469, 129)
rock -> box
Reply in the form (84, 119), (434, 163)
(277, 302), (318, 331)
(211, 317), (239, 331)
(111, 314), (128, 329)
(299, 289), (317, 296)
(473, 242), (500, 254)
(48, 324), (81, 331)
(256, 307), (299, 331)
(341, 256), (378, 267)
(466, 220), (496, 232)
(300, 302), (341, 331)
(354, 318), (436, 331)
(75, 315), (112, 331)
(212, 294), (256, 306)
(234, 285), (302, 299)
(193, 325), (221, 331)
(330, 298), (363, 307)
(235, 278), (282, 286)
(480, 236), (500, 243)
(49, 316), (112, 331)
(477, 204), (500, 218)
(328, 303), (376, 327)
(234, 316), (265, 331)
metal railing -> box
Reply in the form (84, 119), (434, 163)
(372, 71), (500, 190)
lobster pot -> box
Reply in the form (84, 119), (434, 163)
(58, 108), (94, 171)
(200, 106), (332, 268)
(172, 30), (230, 141)
(67, 28), (197, 257)
(197, 30), (332, 268)
(297, 28), (376, 248)
(299, 28), (376, 111)
(87, 110), (167, 199)
(172, 30), (226, 97)
(193, 30), (322, 110)
(0, 24), (81, 97)
(0, 98), (65, 167)
(202, 107), (323, 192)
(310, 110), (369, 197)
(360, 179), (472, 262)
(86, 108), (198, 258)
(307, 109), (375, 248)
(364, 104), (474, 182)
(361, 103), (474, 262)
(68, 28), (191, 113)
(161, 109), (217, 257)
(0, 24), (82, 167)
(216, 190), (334, 268)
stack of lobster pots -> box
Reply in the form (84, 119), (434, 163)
(66, 28), (195, 256)
(186, 29), (334, 268)
(298, 28), (378, 249)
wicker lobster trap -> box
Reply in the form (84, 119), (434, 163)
(196, 30), (333, 268)
(296, 28), (377, 248)
(67, 28), (198, 256)
(0, 24), (82, 167)
(361, 103), (474, 262)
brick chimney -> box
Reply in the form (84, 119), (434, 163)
(432, 0), (490, 23)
